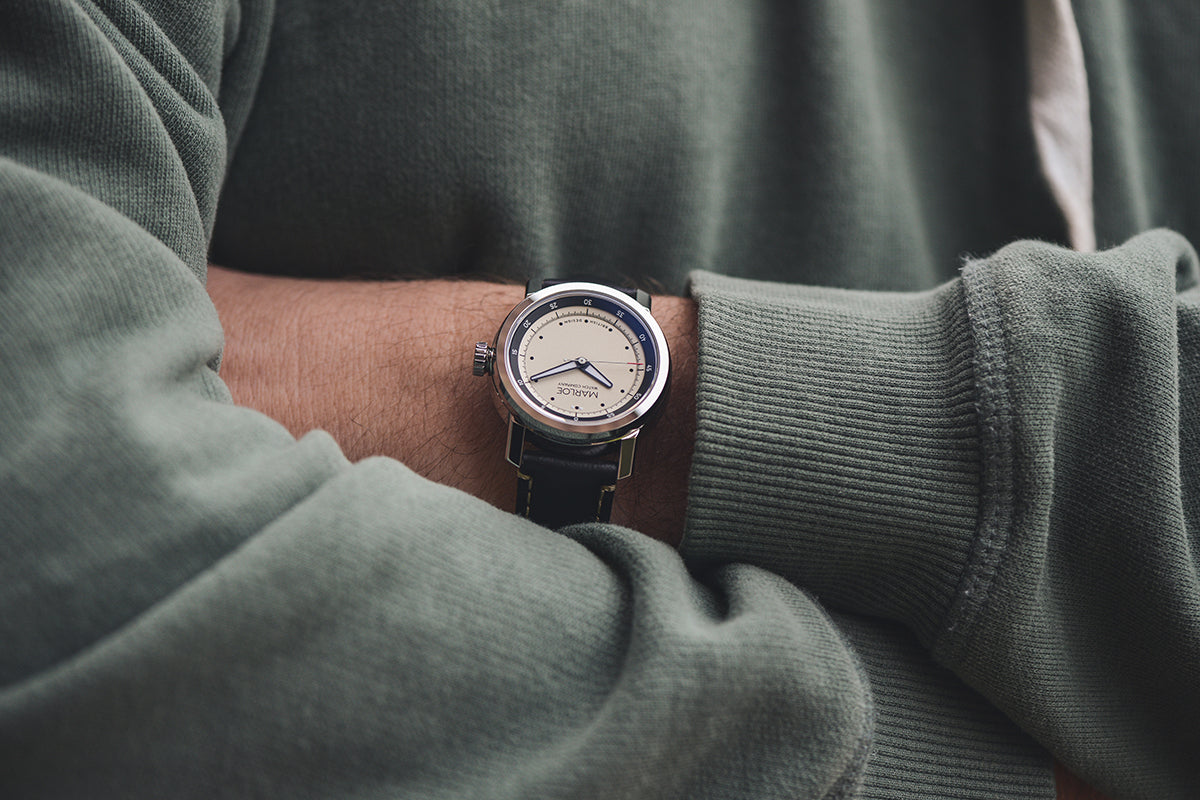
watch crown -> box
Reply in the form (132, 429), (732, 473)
(473, 342), (495, 376)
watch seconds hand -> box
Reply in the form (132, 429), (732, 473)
(529, 358), (585, 382)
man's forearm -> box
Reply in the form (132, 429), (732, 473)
(206, 266), (696, 544)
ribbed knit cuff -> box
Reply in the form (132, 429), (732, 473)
(681, 272), (981, 645)
(834, 613), (1053, 799)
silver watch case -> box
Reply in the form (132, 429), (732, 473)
(489, 281), (671, 449)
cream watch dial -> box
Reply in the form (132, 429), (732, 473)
(498, 285), (667, 434)
(518, 306), (645, 419)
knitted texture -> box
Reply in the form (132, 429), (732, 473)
(684, 273), (981, 646)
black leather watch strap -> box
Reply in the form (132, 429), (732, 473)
(516, 450), (618, 528)
(509, 278), (652, 527)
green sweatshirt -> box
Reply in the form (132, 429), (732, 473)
(2, 0), (1198, 797)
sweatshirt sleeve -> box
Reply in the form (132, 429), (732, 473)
(682, 230), (1200, 798)
(0, 3), (880, 798)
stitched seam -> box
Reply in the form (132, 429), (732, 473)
(938, 264), (1017, 657)
(594, 484), (616, 522)
(517, 470), (533, 518)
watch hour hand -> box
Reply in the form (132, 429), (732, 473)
(529, 359), (583, 382)
(579, 360), (613, 389)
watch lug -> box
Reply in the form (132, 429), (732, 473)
(506, 416), (527, 468)
(617, 428), (639, 480)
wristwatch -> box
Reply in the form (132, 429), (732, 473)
(473, 280), (671, 527)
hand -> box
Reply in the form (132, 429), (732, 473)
(529, 359), (584, 383)
(527, 358), (613, 389)
(578, 359), (614, 389)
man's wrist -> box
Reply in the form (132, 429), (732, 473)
(208, 266), (696, 544)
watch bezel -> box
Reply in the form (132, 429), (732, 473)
(492, 281), (671, 446)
